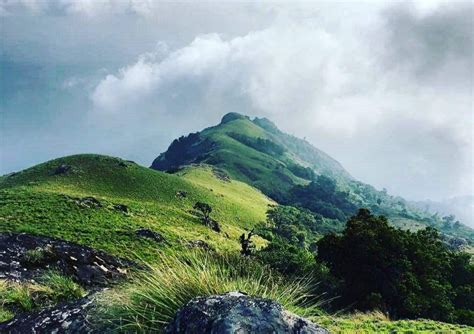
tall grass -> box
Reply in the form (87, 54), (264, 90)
(97, 250), (324, 332)
(0, 270), (85, 318)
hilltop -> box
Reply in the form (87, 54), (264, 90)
(0, 154), (273, 258)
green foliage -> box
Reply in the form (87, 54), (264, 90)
(96, 251), (322, 332)
(317, 209), (474, 325)
(287, 162), (316, 181)
(286, 175), (357, 220)
(227, 132), (286, 156)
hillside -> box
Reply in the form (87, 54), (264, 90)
(0, 154), (273, 258)
(152, 113), (474, 244)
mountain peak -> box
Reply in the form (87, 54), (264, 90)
(220, 112), (249, 124)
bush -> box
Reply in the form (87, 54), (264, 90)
(97, 251), (323, 332)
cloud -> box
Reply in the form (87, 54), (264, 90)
(1, 1), (471, 203)
(382, 2), (473, 88)
(90, 3), (472, 201)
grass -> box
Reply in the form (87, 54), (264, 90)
(0, 155), (273, 260)
(313, 311), (474, 333)
(0, 270), (85, 319)
(96, 250), (323, 332)
(0, 307), (14, 322)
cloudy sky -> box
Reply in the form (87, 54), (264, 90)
(1, 0), (472, 203)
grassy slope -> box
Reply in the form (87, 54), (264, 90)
(0, 154), (273, 260)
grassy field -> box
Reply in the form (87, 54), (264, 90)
(0, 154), (272, 260)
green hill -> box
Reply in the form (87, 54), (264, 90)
(152, 113), (474, 244)
(0, 154), (273, 259)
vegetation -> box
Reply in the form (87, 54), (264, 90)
(96, 251), (322, 332)
(0, 270), (85, 316)
(0, 155), (272, 259)
(193, 201), (220, 232)
(317, 209), (474, 326)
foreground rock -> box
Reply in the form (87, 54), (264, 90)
(0, 232), (131, 287)
(0, 296), (95, 333)
(166, 291), (329, 334)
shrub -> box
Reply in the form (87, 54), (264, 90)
(97, 251), (323, 332)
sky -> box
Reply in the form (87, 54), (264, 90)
(0, 0), (473, 204)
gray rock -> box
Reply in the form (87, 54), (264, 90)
(165, 292), (330, 334)
(0, 233), (132, 287)
(136, 228), (165, 243)
(0, 296), (95, 333)
(186, 240), (214, 251)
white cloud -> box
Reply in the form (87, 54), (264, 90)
(90, 4), (472, 201)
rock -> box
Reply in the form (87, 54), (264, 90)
(0, 233), (132, 287)
(113, 204), (129, 213)
(0, 296), (95, 333)
(76, 197), (102, 209)
(135, 228), (165, 243)
(176, 191), (188, 199)
(212, 168), (231, 182)
(186, 240), (214, 251)
(165, 292), (329, 334)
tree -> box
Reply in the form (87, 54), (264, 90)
(239, 230), (255, 256)
(193, 202), (220, 232)
(317, 208), (474, 324)
(194, 202), (212, 223)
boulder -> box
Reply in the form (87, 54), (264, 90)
(0, 233), (131, 287)
(0, 296), (95, 333)
(165, 292), (329, 334)
(186, 240), (214, 251)
(76, 197), (102, 209)
(113, 204), (129, 213)
(135, 228), (165, 243)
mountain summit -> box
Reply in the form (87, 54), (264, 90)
(152, 112), (351, 199)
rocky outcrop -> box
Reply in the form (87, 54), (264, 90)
(0, 296), (95, 333)
(186, 240), (214, 251)
(135, 228), (165, 243)
(0, 232), (131, 287)
(165, 292), (329, 334)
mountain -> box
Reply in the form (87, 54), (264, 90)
(152, 112), (351, 198)
(152, 112), (474, 244)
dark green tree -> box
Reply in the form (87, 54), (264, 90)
(317, 208), (474, 324)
